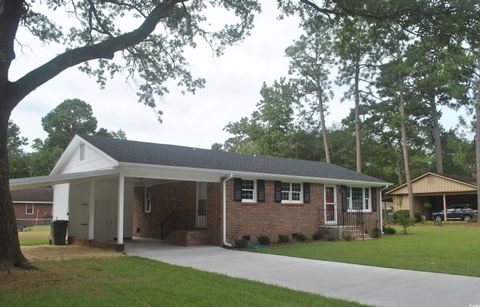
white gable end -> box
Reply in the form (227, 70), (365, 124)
(51, 135), (118, 175)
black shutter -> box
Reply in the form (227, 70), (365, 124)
(274, 181), (282, 203)
(303, 183), (310, 203)
(233, 178), (242, 202)
(371, 187), (377, 212)
(257, 180), (265, 202)
(341, 185), (349, 212)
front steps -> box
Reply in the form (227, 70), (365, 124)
(166, 230), (208, 246)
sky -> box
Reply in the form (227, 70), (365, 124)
(9, 2), (469, 152)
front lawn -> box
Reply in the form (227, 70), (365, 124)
(18, 225), (50, 246)
(257, 225), (480, 277)
(0, 257), (366, 307)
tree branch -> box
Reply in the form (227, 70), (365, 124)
(5, 0), (183, 110)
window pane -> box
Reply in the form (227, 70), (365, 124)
(242, 180), (254, 190)
(281, 183), (290, 192)
(326, 187), (334, 203)
(291, 183), (301, 192)
(292, 192), (300, 201)
(281, 192), (290, 200)
(351, 188), (363, 210)
(364, 188), (369, 198)
(242, 190), (254, 200)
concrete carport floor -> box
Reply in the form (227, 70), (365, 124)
(125, 238), (480, 307)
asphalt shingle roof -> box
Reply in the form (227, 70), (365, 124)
(82, 135), (386, 184)
(11, 187), (53, 202)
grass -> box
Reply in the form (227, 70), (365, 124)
(18, 225), (50, 246)
(0, 257), (367, 307)
(257, 225), (480, 277)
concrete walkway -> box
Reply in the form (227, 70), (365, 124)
(125, 239), (480, 307)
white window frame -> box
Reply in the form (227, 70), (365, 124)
(25, 203), (34, 215)
(241, 179), (257, 203)
(324, 185), (337, 224)
(347, 187), (372, 212)
(144, 185), (152, 214)
(281, 182), (304, 204)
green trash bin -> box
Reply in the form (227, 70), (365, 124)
(51, 220), (69, 245)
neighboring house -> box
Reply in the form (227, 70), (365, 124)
(386, 172), (478, 219)
(11, 187), (53, 226)
(11, 135), (388, 250)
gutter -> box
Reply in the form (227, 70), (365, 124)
(222, 173), (234, 247)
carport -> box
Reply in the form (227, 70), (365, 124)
(386, 172), (478, 219)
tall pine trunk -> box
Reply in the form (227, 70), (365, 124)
(475, 74), (480, 225)
(0, 112), (33, 270)
(430, 96), (443, 174)
(317, 87), (331, 163)
(399, 75), (415, 219)
(354, 63), (361, 173)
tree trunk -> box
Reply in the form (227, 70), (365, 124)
(0, 111), (33, 270)
(430, 96), (443, 174)
(317, 88), (331, 163)
(354, 64), (362, 173)
(398, 75), (415, 218)
(475, 75), (480, 225)
(396, 158), (403, 185)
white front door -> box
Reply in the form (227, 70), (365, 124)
(324, 185), (337, 225)
(196, 182), (207, 228)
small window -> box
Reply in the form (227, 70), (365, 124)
(347, 187), (372, 212)
(25, 204), (34, 215)
(79, 143), (85, 161)
(144, 185), (152, 214)
(281, 182), (303, 203)
(241, 180), (256, 202)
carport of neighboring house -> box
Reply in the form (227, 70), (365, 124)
(386, 172), (478, 220)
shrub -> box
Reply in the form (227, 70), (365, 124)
(398, 215), (415, 234)
(278, 234), (289, 243)
(257, 235), (270, 246)
(383, 226), (396, 235)
(393, 210), (410, 224)
(371, 228), (382, 239)
(327, 235), (337, 241)
(312, 231), (322, 240)
(296, 233), (308, 242)
(343, 233), (352, 241)
(234, 238), (248, 248)
(414, 211), (425, 223)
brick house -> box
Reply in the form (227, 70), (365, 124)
(11, 187), (53, 226)
(11, 135), (388, 250)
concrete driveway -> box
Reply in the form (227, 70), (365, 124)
(125, 239), (480, 307)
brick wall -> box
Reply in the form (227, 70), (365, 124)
(225, 180), (323, 243)
(132, 181), (197, 239)
(13, 203), (52, 220)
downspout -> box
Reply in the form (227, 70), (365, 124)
(380, 184), (390, 234)
(222, 173), (234, 247)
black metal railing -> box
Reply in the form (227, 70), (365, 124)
(160, 209), (207, 240)
(318, 208), (380, 240)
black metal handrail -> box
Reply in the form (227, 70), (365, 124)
(318, 208), (379, 240)
(160, 209), (208, 240)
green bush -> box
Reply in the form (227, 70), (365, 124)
(296, 233), (308, 242)
(398, 215), (415, 234)
(371, 228), (382, 239)
(393, 210), (410, 223)
(343, 233), (352, 241)
(383, 226), (396, 235)
(257, 235), (270, 246)
(414, 211), (425, 223)
(312, 231), (322, 240)
(278, 234), (289, 243)
(234, 238), (248, 248)
(327, 235), (337, 241)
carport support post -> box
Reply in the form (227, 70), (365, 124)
(116, 175), (125, 251)
(443, 194), (447, 222)
(88, 180), (95, 240)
